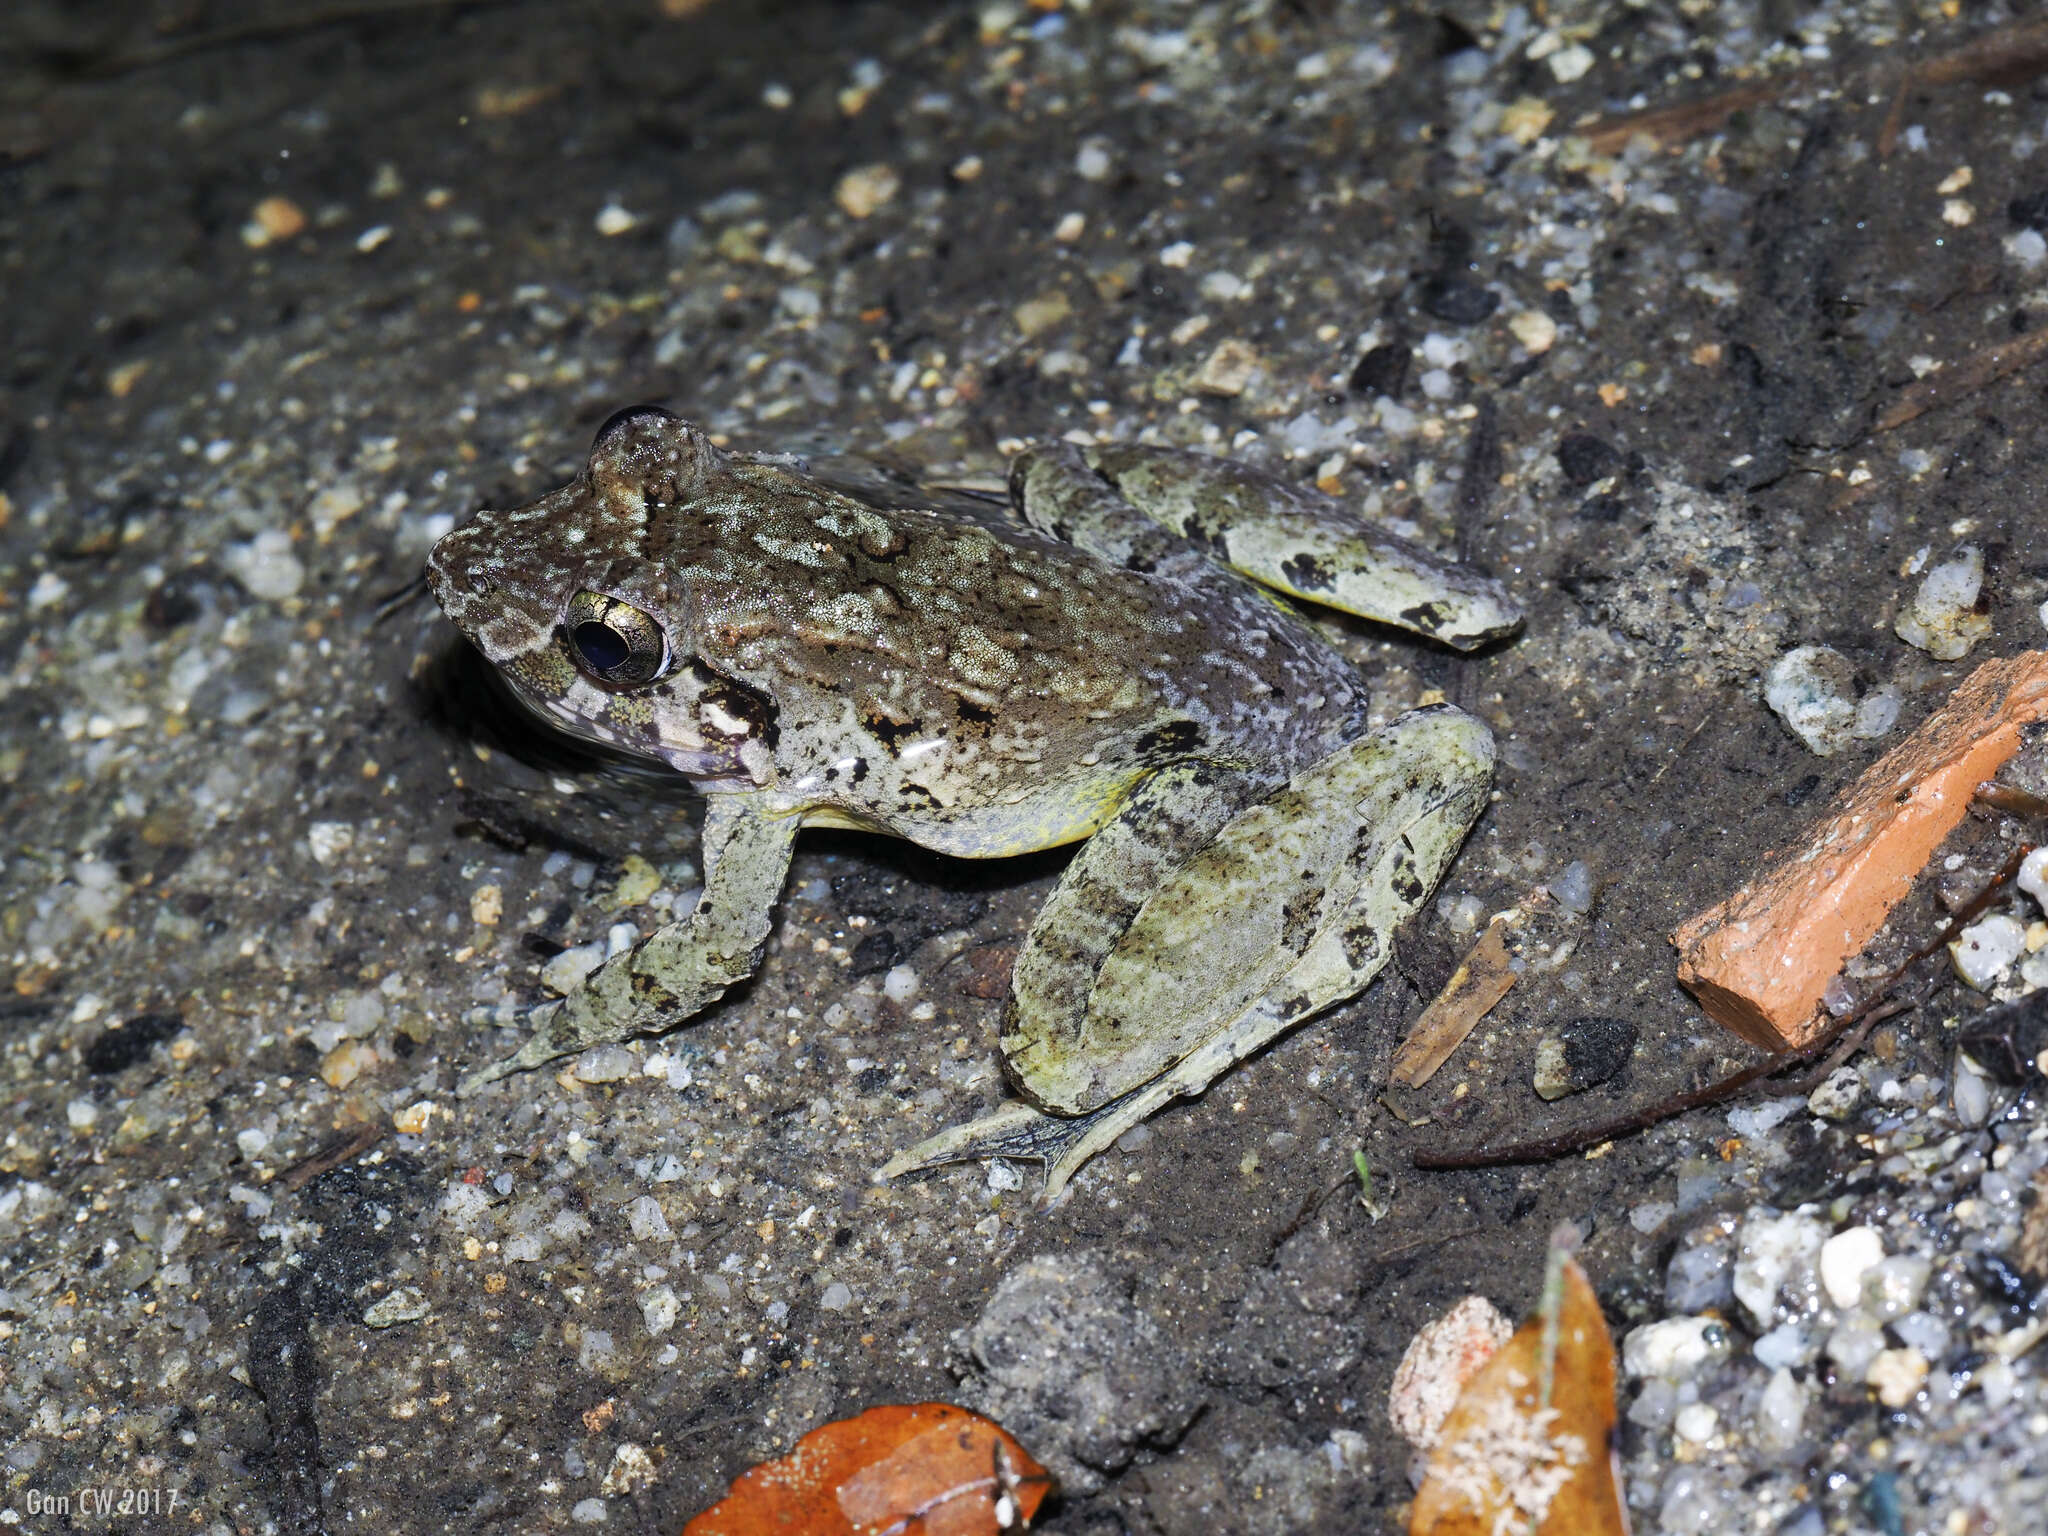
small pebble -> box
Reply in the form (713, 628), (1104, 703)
(1388, 1295), (1513, 1450)
(1507, 308), (1557, 354)
(1764, 646), (1859, 757)
(223, 528), (306, 601)
(572, 1045), (639, 1083)
(320, 1039), (378, 1090)
(1754, 1368), (1809, 1455)
(1952, 914), (2026, 991)
(542, 941), (609, 996)
(834, 163), (901, 219)
(1826, 1319), (1885, 1378)
(2018, 847), (2048, 912)
(1896, 545), (1991, 660)
(594, 202), (638, 236)
(392, 1101), (434, 1135)
(1673, 1402), (1719, 1443)
(1549, 860), (1597, 914)
(1532, 1015), (1638, 1100)
(1954, 1063), (1992, 1127)
(1621, 1315), (1730, 1381)
(1864, 1254), (1932, 1319)
(820, 1281), (854, 1311)
(640, 1284), (679, 1336)
(1753, 1323), (1813, 1370)
(363, 1287), (432, 1329)
(305, 823), (357, 868)
(1421, 275), (1498, 325)
(1195, 339), (1260, 397)
(1819, 1226), (1886, 1308)
(1013, 289), (1072, 338)
(1866, 1347), (1930, 1408)
(625, 1195), (672, 1241)
(1547, 42), (1595, 81)
(1733, 1209), (1826, 1331)
(1808, 1066), (1864, 1119)
(243, 195), (308, 247)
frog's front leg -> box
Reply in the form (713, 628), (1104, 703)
(884, 707), (1494, 1196)
(456, 793), (797, 1095)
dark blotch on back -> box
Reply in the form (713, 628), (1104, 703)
(865, 713), (920, 751)
(1280, 551), (1335, 593)
(1134, 720), (1202, 759)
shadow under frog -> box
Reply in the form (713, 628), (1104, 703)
(426, 406), (1521, 1197)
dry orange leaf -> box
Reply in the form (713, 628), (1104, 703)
(1390, 913), (1521, 1088)
(682, 1402), (1054, 1536)
(1410, 1250), (1628, 1536)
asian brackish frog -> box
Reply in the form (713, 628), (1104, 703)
(428, 407), (1520, 1195)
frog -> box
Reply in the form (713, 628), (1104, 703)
(428, 405), (1520, 1196)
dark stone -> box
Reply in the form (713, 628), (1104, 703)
(1557, 1015), (1638, 1092)
(1783, 773), (1821, 807)
(1556, 431), (1621, 486)
(1420, 275), (1499, 326)
(1577, 492), (1627, 523)
(850, 929), (901, 977)
(1957, 990), (2048, 1084)
(2010, 190), (2048, 231)
(1348, 341), (1411, 398)
(83, 1010), (185, 1073)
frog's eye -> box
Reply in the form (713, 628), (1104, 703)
(562, 590), (670, 687)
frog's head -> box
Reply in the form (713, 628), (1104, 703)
(426, 405), (778, 788)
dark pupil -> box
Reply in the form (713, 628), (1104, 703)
(572, 621), (631, 673)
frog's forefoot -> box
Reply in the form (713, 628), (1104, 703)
(454, 1001), (570, 1097)
(881, 1083), (1180, 1201)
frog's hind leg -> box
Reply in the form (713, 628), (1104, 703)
(885, 706), (1495, 1198)
(1083, 441), (1523, 651)
(1007, 440), (1214, 580)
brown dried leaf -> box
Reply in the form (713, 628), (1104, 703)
(1409, 1252), (1627, 1536)
(1390, 915), (1519, 1088)
(682, 1402), (1054, 1536)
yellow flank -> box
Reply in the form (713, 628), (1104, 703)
(796, 767), (1145, 858)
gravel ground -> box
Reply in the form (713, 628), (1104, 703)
(4, 0), (2048, 1532)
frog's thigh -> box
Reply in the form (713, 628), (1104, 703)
(1001, 758), (1269, 1114)
(1084, 442), (1523, 650)
(456, 794), (797, 1094)
(1012, 704), (1496, 1116)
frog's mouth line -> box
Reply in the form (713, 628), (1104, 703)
(490, 672), (761, 790)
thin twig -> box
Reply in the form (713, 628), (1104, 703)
(1576, 17), (2048, 158)
(1868, 327), (2048, 437)
(280, 1123), (386, 1189)
(69, 0), (534, 80)
(1413, 844), (2033, 1170)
